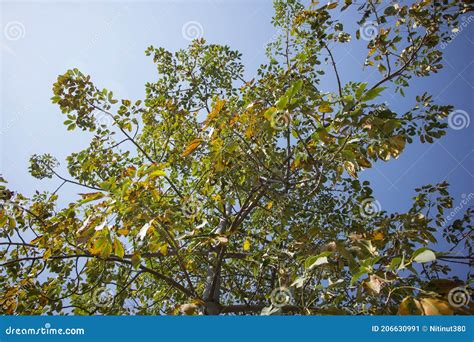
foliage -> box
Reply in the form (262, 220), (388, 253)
(1, 0), (472, 316)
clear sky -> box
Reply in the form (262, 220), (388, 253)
(1, 0), (473, 272)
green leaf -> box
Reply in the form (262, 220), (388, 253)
(276, 95), (289, 110)
(304, 251), (332, 269)
(355, 83), (368, 100)
(350, 270), (367, 285)
(361, 87), (387, 102)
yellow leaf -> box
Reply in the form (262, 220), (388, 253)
(266, 201), (273, 209)
(243, 239), (251, 251)
(114, 238), (125, 258)
(117, 229), (129, 236)
(43, 248), (52, 260)
(203, 99), (226, 128)
(79, 192), (105, 204)
(30, 235), (44, 245)
(370, 230), (385, 241)
(318, 103), (333, 113)
(160, 244), (169, 256)
(182, 139), (203, 157)
(149, 170), (167, 178)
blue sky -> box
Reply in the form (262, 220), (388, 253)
(1, 1), (472, 270)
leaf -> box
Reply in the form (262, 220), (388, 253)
(336, 242), (357, 273)
(363, 275), (383, 296)
(79, 192), (105, 204)
(43, 248), (52, 260)
(313, 256), (328, 266)
(114, 238), (125, 258)
(180, 303), (197, 315)
(30, 235), (44, 245)
(413, 248), (436, 263)
(318, 103), (333, 113)
(243, 239), (251, 251)
(138, 220), (153, 241)
(149, 169), (167, 178)
(355, 83), (368, 100)
(276, 95), (289, 110)
(217, 236), (229, 245)
(398, 296), (423, 315)
(344, 161), (357, 178)
(94, 220), (107, 231)
(160, 243), (168, 256)
(204, 99), (226, 127)
(419, 298), (453, 315)
(361, 87), (386, 102)
(304, 251), (332, 269)
(369, 230), (384, 241)
(131, 252), (141, 269)
(389, 135), (406, 150)
(291, 276), (306, 288)
(350, 270), (367, 285)
(182, 139), (203, 157)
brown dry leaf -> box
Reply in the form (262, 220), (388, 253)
(180, 303), (197, 315)
(363, 275), (383, 296)
(419, 298), (453, 315)
(398, 296), (423, 315)
(182, 139), (203, 157)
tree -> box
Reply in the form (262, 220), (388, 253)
(1, 0), (472, 316)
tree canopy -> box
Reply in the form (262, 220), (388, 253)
(1, 0), (472, 316)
